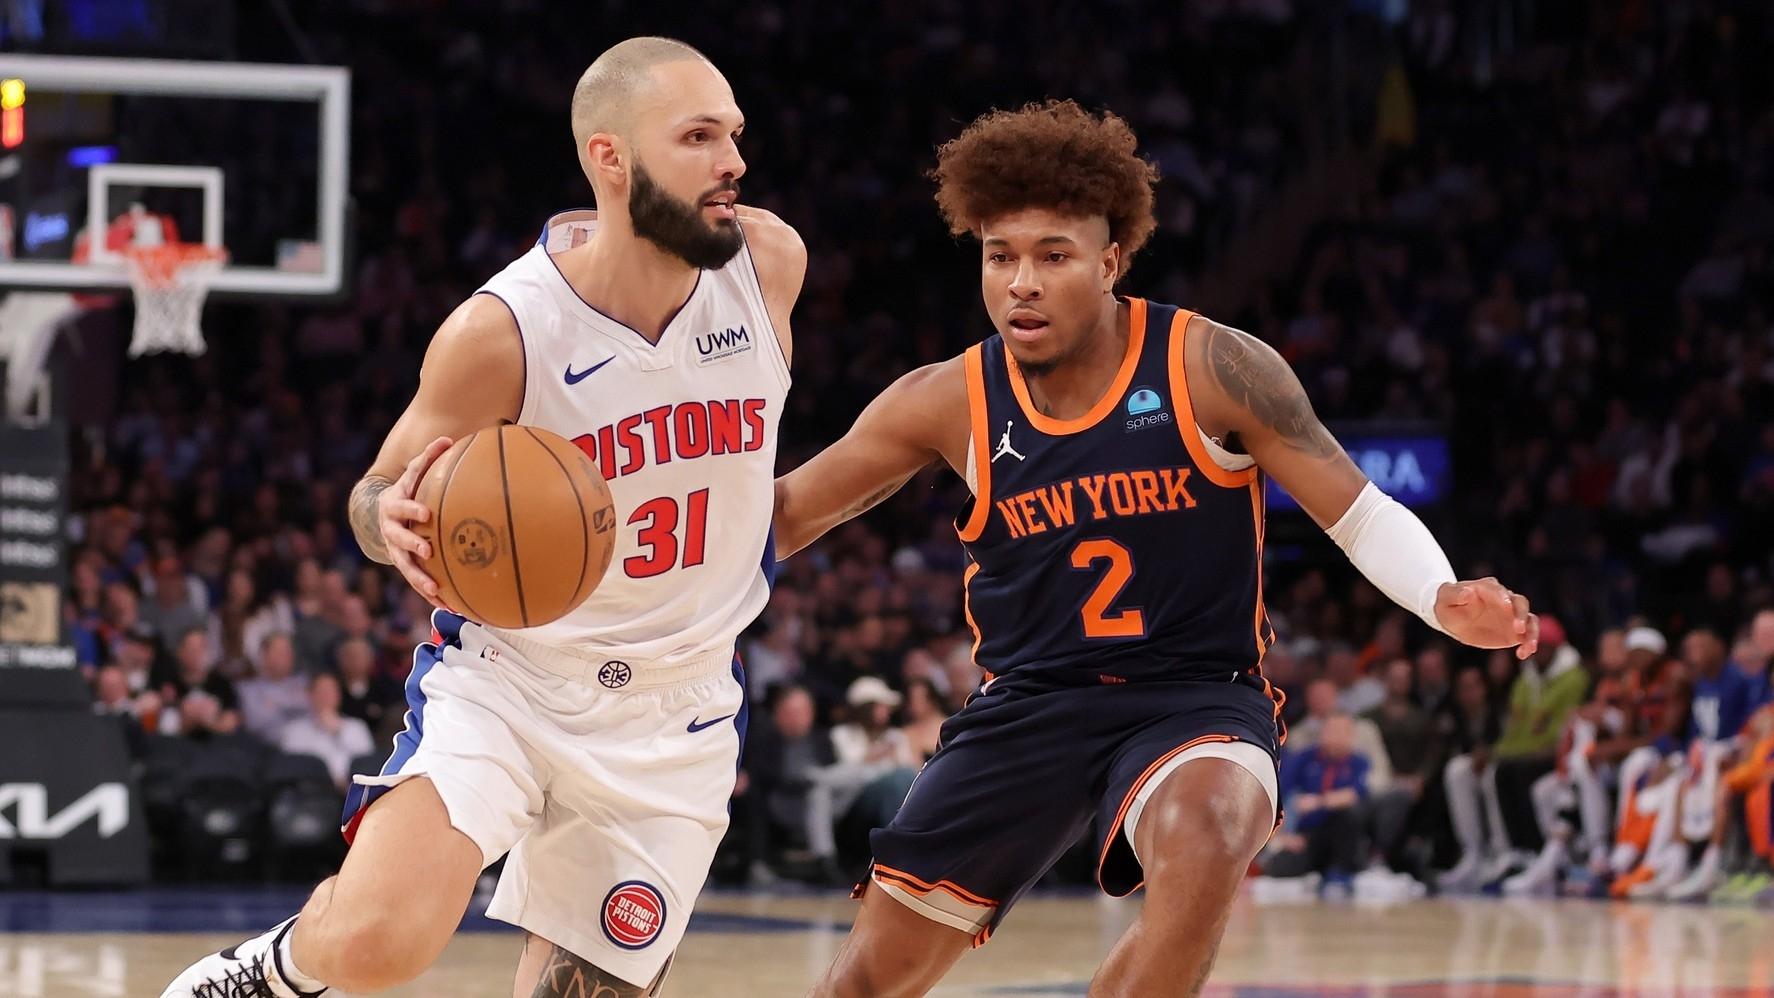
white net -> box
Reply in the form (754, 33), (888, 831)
(0, 290), (82, 420)
(122, 244), (226, 357)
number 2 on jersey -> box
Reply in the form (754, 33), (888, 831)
(1071, 538), (1146, 639)
(625, 488), (710, 578)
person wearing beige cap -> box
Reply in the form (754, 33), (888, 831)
(1624, 626), (1668, 659)
(795, 678), (919, 884)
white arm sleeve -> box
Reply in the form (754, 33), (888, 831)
(1323, 481), (1458, 635)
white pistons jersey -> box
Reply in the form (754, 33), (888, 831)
(475, 209), (789, 668)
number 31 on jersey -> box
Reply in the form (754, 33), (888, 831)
(625, 489), (710, 578)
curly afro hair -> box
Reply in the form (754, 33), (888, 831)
(931, 99), (1159, 280)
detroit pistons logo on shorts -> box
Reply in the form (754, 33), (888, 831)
(601, 880), (667, 950)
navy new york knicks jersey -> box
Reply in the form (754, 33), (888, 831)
(957, 297), (1276, 688)
(862, 298), (1286, 933)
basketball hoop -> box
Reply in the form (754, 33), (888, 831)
(122, 242), (226, 357)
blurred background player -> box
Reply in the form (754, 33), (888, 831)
(772, 100), (1539, 998)
(163, 36), (805, 998)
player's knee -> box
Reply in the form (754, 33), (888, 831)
(1140, 765), (1271, 879)
(315, 909), (441, 991)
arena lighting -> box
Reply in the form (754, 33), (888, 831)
(66, 145), (119, 167)
(0, 79), (23, 149)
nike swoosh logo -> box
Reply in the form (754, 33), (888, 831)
(564, 356), (614, 385)
(217, 944), (239, 961)
(686, 713), (737, 733)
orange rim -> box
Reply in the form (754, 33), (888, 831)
(122, 244), (227, 287)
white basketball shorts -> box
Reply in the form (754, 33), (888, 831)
(342, 609), (745, 987)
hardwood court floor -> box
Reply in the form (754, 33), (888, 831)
(2, 888), (1772, 996)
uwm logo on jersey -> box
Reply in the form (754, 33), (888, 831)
(695, 325), (752, 365)
(570, 398), (769, 485)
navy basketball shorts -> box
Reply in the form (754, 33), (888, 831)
(864, 673), (1283, 943)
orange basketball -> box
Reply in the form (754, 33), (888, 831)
(413, 425), (616, 629)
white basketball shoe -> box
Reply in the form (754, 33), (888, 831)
(161, 916), (327, 998)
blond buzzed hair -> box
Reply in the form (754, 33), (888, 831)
(571, 36), (710, 166)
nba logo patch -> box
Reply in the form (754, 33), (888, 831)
(601, 880), (667, 950)
(1127, 387), (1163, 414)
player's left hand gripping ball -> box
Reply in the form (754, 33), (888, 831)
(1433, 577), (1540, 660)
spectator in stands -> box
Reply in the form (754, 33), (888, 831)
(291, 560), (343, 673)
(112, 622), (158, 696)
(333, 636), (401, 741)
(1413, 643), (1454, 718)
(831, 678), (919, 771)
(1267, 714), (1372, 892)
(744, 685), (837, 882)
(90, 664), (151, 757)
(155, 628), (240, 740)
(1291, 676), (1405, 867)
(1442, 617), (1588, 890)
(1671, 703), (1774, 901)
(796, 678), (920, 882)
(1292, 678), (1393, 776)
(741, 606), (805, 699)
(1507, 627), (1639, 894)
(98, 580), (147, 666)
(1440, 670), (1497, 772)
(1327, 643), (1386, 716)
(1734, 609), (1774, 704)
(336, 594), (377, 648)
(209, 567), (294, 679)
(237, 632), (309, 744)
(1687, 629), (1761, 749)
(1364, 657), (1439, 866)
(1614, 630), (1757, 899)
(899, 677), (946, 764)
(279, 672), (375, 792)
(140, 556), (206, 656)
(91, 665), (135, 719)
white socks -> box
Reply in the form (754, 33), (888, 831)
(272, 919), (326, 994)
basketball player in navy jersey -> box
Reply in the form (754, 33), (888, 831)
(772, 100), (1540, 997)
(167, 38), (803, 998)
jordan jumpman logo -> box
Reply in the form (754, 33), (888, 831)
(992, 420), (1026, 463)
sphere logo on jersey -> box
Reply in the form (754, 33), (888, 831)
(1124, 386), (1172, 433)
(601, 880), (667, 950)
(598, 660), (632, 689)
(451, 519), (501, 568)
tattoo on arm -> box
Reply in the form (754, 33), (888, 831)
(348, 475), (395, 565)
(846, 477), (909, 519)
(1187, 940), (1222, 997)
(530, 945), (647, 998)
(1202, 322), (1340, 460)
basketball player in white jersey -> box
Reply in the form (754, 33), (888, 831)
(164, 37), (803, 998)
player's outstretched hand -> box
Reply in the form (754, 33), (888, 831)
(1434, 577), (1540, 660)
(380, 436), (453, 610)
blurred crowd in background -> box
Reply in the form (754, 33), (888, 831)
(43, 0), (1774, 900)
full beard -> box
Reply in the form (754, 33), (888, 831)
(629, 161), (743, 270)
